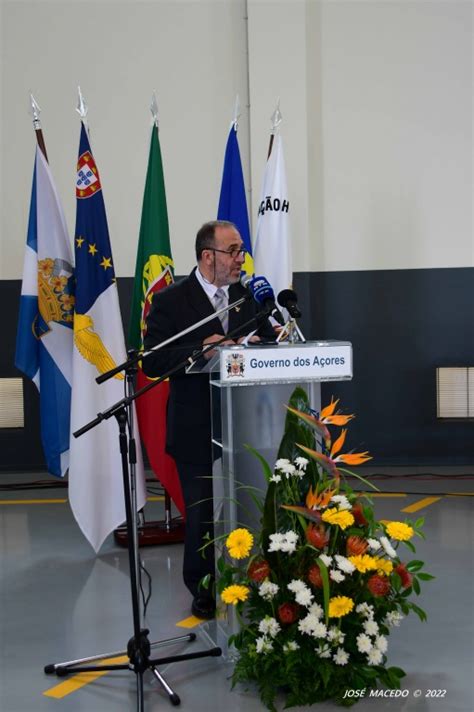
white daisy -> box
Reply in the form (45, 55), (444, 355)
(380, 536), (397, 558)
(283, 641), (300, 652)
(356, 633), (373, 653)
(367, 538), (381, 552)
(295, 588), (314, 607)
(298, 614), (326, 638)
(312, 622), (328, 639)
(258, 617), (281, 638)
(308, 602), (324, 619)
(327, 627), (346, 645)
(367, 648), (383, 666)
(334, 554), (356, 574)
(331, 494), (351, 510)
(330, 569), (345, 583)
(268, 531), (299, 554)
(280, 531), (299, 553)
(258, 581), (279, 601)
(363, 619), (379, 636)
(255, 636), (273, 654)
(385, 610), (404, 627)
(319, 554), (332, 567)
(356, 602), (375, 619)
(316, 643), (332, 659)
(269, 473), (282, 483)
(275, 459), (296, 477)
(333, 647), (349, 665)
(374, 635), (388, 653)
(288, 579), (306, 594)
(295, 456), (309, 470)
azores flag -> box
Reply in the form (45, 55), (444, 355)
(69, 122), (146, 552)
(253, 133), (292, 305)
(15, 146), (74, 477)
(217, 123), (254, 275)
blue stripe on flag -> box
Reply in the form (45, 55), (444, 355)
(39, 345), (71, 476)
(26, 161), (38, 252)
(15, 295), (39, 379)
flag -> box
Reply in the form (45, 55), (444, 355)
(217, 123), (254, 274)
(15, 146), (74, 477)
(253, 133), (292, 302)
(129, 124), (185, 517)
(69, 122), (146, 552)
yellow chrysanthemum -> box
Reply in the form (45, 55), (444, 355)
(374, 557), (394, 575)
(225, 528), (254, 559)
(221, 585), (250, 605)
(385, 521), (414, 542)
(348, 554), (378, 573)
(321, 508), (355, 530)
(328, 595), (354, 618)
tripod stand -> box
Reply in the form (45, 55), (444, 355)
(44, 364), (221, 710)
(45, 296), (271, 709)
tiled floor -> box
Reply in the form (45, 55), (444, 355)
(0, 469), (473, 712)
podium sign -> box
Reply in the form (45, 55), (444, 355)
(219, 342), (352, 384)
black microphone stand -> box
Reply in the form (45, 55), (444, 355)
(44, 298), (268, 712)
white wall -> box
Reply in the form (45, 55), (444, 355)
(1, 0), (472, 280)
(0, 0), (251, 279)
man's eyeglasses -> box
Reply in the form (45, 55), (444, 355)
(208, 247), (248, 259)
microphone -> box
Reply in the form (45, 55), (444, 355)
(240, 273), (285, 325)
(277, 288), (302, 318)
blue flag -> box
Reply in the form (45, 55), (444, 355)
(15, 146), (74, 477)
(217, 124), (254, 274)
(69, 122), (146, 552)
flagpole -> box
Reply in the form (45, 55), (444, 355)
(29, 94), (48, 162)
(267, 98), (282, 159)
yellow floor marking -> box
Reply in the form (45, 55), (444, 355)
(0, 496), (164, 506)
(402, 496), (442, 513)
(0, 499), (67, 505)
(176, 615), (203, 628)
(369, 493), (407, 497)
(446, 492), (474, 497)
(43, 655), (128, 699)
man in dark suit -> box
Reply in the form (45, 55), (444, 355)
(143, 220), (273, 619)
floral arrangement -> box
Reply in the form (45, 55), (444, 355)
(215, 388), (433, 710)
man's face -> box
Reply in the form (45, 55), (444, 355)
(208, 226), (246, 287)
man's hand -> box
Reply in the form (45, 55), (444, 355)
(202, 334), (235, 360)
(237, 335), (261, 345)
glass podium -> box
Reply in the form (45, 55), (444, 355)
(189, 341), (353, 656)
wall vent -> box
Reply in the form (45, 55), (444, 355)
(0, 378), (24, 428)
(436, 367), (473, 418)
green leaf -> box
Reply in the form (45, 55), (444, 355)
(414, 516), (425, 528)
(245, 444), (274, 483)
(388, 666), (407, 680)
(417, 572), (435, 581)
(405, 560), (424, 572)
(409, 602), (427, 622)
(412, 577), (421, 595)
(403, 540), (416, 553)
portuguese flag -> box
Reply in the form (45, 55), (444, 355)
(129, 124), (185, 517)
